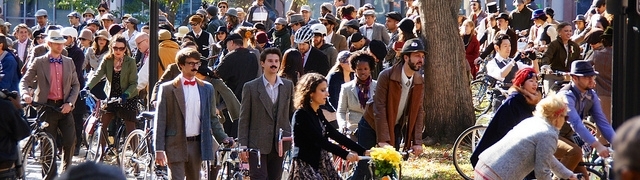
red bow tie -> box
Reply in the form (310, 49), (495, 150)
(184, 80), (196, 86)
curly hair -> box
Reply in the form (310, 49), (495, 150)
(104, 35), (131, 60)
(533, 94), (568, 124)
(349, 50), (376, 71)
(294, 73), (327, 109)
(234, 27), (257, 48)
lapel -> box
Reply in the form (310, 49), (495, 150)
(62, 57), (71, 84)
(276, 80), (289, 114)
(350, 81), (359, 98)
(105, 58), (114, 83)
(257, 79), (275, 119)
(171, 76), (187, 117)
(39, 56), (51, 83)
(197, 81), (207, 123)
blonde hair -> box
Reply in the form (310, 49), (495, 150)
(533, 94), (568, 123)
(460, 19), (477, 36)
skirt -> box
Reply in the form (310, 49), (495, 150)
(288, 150), (341, 180)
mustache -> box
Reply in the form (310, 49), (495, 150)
(191, 69), (198, 72)
(270, 65), (278, 69)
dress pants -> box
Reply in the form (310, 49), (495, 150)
(168, 140), (201, 180)
(72, 94), (87, 155)
(41, 101), (76, 180)
(249, 146), (284, 180)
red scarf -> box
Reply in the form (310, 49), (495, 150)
(356, 77), (372, 109)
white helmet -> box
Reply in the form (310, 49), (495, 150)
(294, 26), (314, 44)
(61, 27), (78, 39)
(310, 23), (327, 36)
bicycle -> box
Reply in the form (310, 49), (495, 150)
(120, 111), (156, 180)
(18, 102), (58, 180)
(84, 92), (127, 166)
(278, 128), (292, 180)
(215, 142), (261, 180)
(580, 150), (614, 180)
(452, 125), (488, 180)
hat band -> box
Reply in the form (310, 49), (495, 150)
(49, 37), (65, 41)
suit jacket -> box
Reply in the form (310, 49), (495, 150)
(19, 53), (80, 106)
(22, 44), (68, 74)
(330, 33), (348, 52)
(151, 63), (241, 122)
(359, 23), (390, 45)
(154, 77), (228, 163)
(238, 76), (294, 154)
(541, 39), (581, 72)
(12, 39), (32, 61)
(86, 56), (139, 99)
(337, 79), (377, 130)
(363, 63), (424, 149)
(302, 47), (330, 76)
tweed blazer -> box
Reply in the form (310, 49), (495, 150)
(19, 53), (80, 106)
(86, 56), (139, 99)
(154, 76), (228, 162)
(238, 76), (295, 154)
(21, 44), (68, 74)
(336, 80), (377, 131)
(359, 23), (390, 45)
(330, 33), (348, 52)
(12, 39), (31, 61)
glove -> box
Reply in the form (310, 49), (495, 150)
(120, 94), (129, 104)
(80, 89), (88, 98)
(223, 137), (235, 146)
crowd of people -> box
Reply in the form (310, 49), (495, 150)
(0, 0), (639, 179)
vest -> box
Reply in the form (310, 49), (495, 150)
(539, 25), (552, 45)
(558, 84), (594, 138)
(495, 58), (518, 85)
(187, 31), (211, 57)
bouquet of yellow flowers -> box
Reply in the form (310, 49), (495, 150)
(369, 146), (402, 179)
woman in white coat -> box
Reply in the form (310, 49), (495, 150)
(336, 51), (377, 140)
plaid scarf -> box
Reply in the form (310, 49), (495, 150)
(356, 76), (372, 109)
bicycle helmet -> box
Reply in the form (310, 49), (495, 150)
(61, 27), (79, 39)
(310, 23), (327, 36)
(294, 26), (314, 44)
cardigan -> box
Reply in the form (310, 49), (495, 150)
(291, 107), (366, 169)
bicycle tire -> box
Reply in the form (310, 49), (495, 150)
(281, 150), (292, 180)
(21, 132), (56, 179)
(470, 80), (491, 115)
(582, 121), (601, 163)
(452, 125), (487, 180)
(586, 167), (605, 180)
(201, 160), (211, 180)
(86, 124), (103, 162)
(120, 129), (152, 180)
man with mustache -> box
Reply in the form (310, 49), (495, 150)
(238, 48), (294, 179)
(352, 38), (426, 179)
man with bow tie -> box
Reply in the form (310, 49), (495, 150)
(485, 34), (538, 111)
(359, 10), (389, 45)
(556, 60), (616, 178)
(20, 29), (80, 179)
(154, 48), (233, 180)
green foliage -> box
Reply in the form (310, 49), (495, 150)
(56, 0), (103, 11)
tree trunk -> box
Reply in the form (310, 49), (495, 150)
(419, 0), (476, 144)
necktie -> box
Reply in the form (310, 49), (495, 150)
(184, 80), (196, 86)
(49, 58), (63, 64)
(473, 14), (478, 23)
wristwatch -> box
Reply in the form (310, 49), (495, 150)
(67, 102), (74, 107)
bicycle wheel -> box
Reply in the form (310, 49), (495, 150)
(582, 121), (600, 163)
(86, 124), (103, 162)
(21, 132), (56, 179)
(586, 167), (604, 180)
(470, 80), (491, 115)
(121, 129), (152, 180)
(281, 150), (292, 180)
(452, 125), (487, 180)
(201, 160), (211, 180)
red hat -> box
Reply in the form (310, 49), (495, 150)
(256, 31), (269, 44)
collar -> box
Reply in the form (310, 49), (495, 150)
(262, 75), (284, 87)
(18, 39), (29, 44)
(570, 83), (592, 100)
(401, 66), (413, 86)
(494, 54), (509, 63)
(193, 29), (203, 36)
(304, 47), (312, 58)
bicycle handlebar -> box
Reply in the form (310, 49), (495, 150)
(216, 145), (262, 168)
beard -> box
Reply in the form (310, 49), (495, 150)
(408, 59), (422, 71)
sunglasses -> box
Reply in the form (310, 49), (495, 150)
(112, 46), (126, 51)
(219, 6), (227, 8)
(98, 9), (106, 13)
(185, 61), (202, 66)
(190, 23), (199, 26)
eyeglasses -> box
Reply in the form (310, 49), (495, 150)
(63, 36), (71, 39)
(185, 61), (202, 66)
(190, 23), (199, 26)
(219, 6), (227, 8)
(98, 9), (106, 13)
(136, 39), (147, 46)
(112, 46), (127, 51)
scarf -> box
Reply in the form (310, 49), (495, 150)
(356, 76), (372, 109)
(343, 14), (354, 20)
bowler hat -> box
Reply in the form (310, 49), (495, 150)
(401, 38), (427, 55)
(570, 60), (599, 76)
(398, 18), (415, 34)
(496, 13), (510, 21)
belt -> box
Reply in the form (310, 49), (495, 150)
(47, 99), (64, 104)
(186, 135), (200, 141)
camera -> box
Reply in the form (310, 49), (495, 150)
(0, 89), (19, 100)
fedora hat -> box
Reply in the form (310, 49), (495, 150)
(319, 13), (338, 25)
(570, 60), (599, 76)
(288, 14), (304, 26)
(174, 26), (189, 38)
(45, 30), (68, 44)
(95, 30), (110, 40)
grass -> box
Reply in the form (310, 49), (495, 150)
(400, 144), (467, 180)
